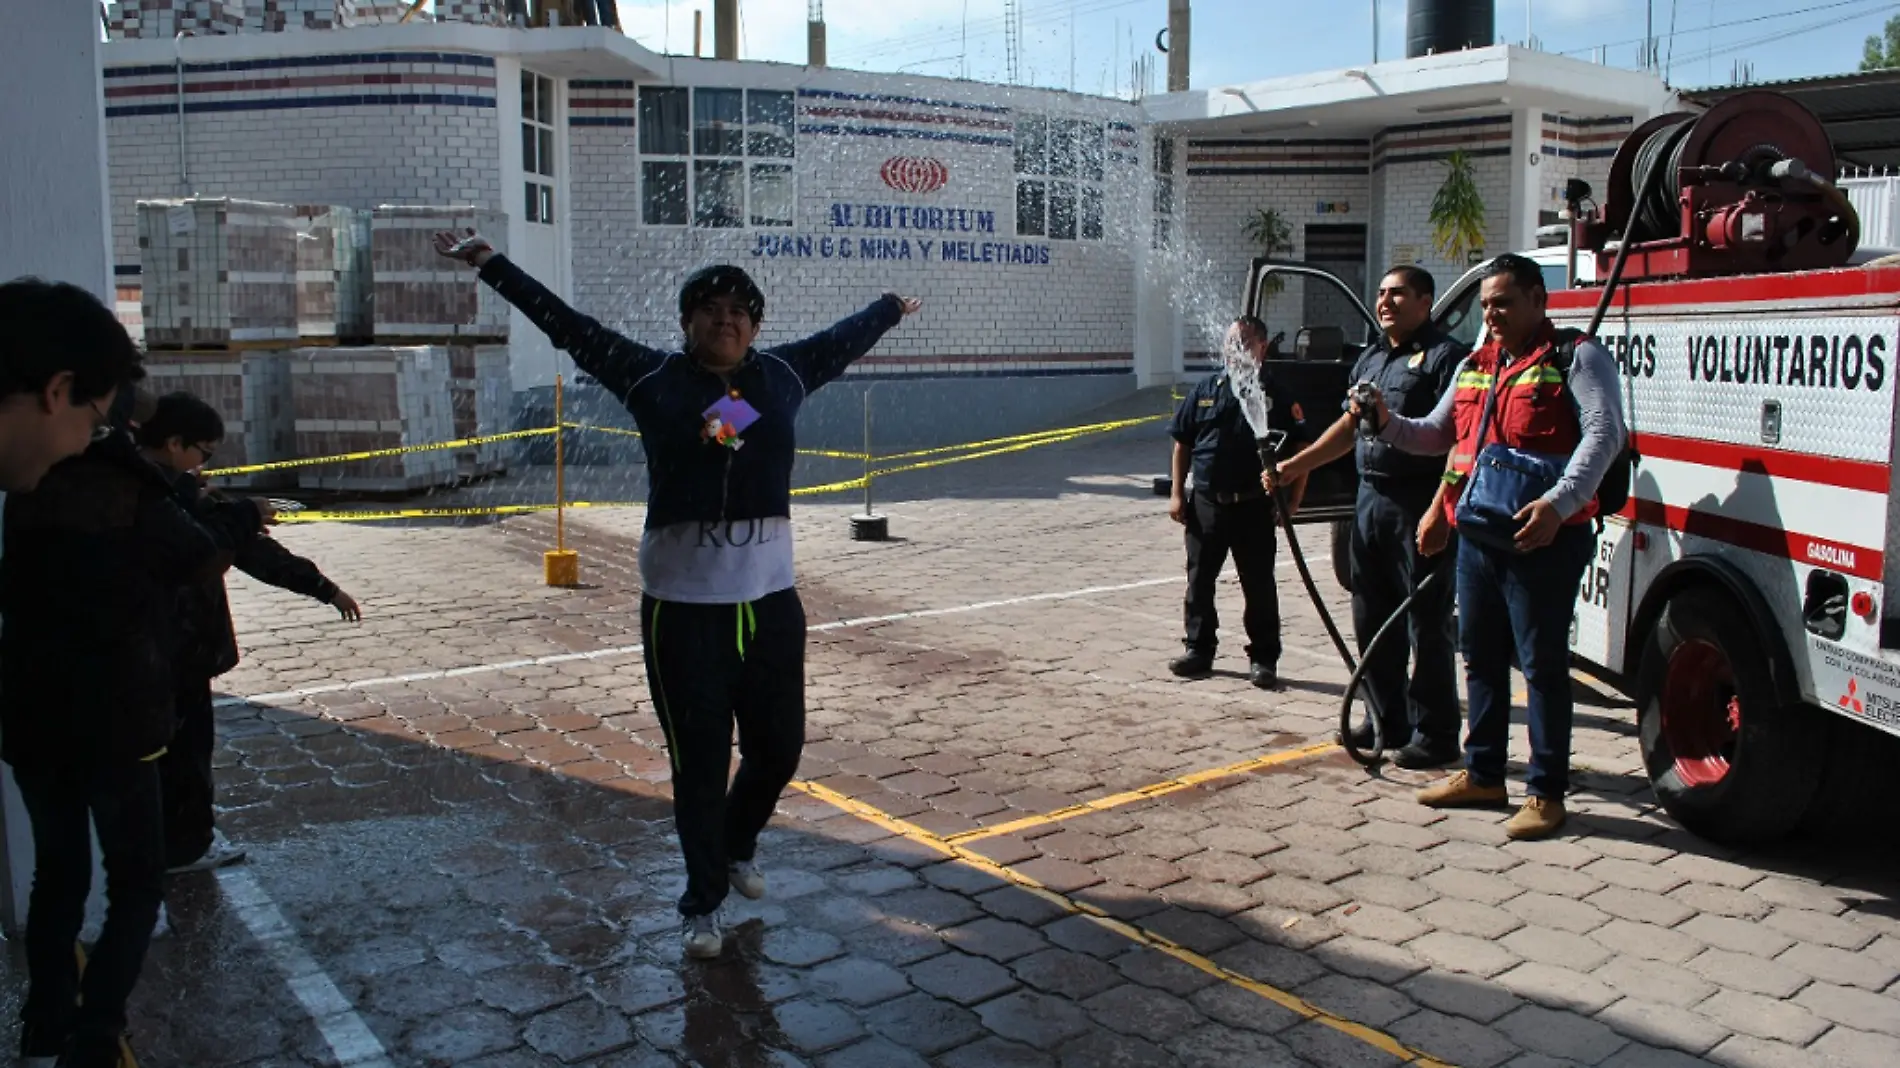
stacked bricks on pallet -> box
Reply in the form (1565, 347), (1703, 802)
(449, 344), (513, 478)
(106, 0), (245, 39)
(370, 206), (511, 342)
(290, 346), (458, 493)
(243, 0), (351, 32)
(436, 0), (508, 25)
(115, 280), (145, 349)
(137, 198), (300, 351)
(294, 206), (373, 343)
(142, 352), (297, 492)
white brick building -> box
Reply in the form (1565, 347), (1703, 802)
(97, 21), (1676, 444)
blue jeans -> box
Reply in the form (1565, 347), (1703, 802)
(1456, 522), (1594, 799)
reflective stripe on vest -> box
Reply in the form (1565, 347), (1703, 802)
(1448, 362), (1569, 476)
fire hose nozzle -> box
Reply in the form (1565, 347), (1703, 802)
(1349, 380), (1383, 438)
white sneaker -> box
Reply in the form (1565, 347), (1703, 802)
(729, 859), (767, 900)
(681, 913), (724, 960)
(167, 830), (247, 875)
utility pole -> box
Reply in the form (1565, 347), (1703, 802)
(1646, 0), (1653, 69)
(808, 0), (826, 67)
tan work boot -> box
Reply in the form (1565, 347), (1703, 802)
(1416, 770), (1509, 808)
(1505, 796), (1567, 840)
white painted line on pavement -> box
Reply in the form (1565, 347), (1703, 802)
(215, 575), (1186, 708)
(217, 868), (394, 1067)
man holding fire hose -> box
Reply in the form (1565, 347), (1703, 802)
(1264, 266), (1467, 769)
(1168, 316), (1309, 689)
(1356, 254), (1626, 840)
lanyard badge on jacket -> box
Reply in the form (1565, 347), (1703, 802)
(703, 390), (760, 450)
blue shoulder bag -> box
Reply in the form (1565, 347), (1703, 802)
(1453, 353), (1569, 553)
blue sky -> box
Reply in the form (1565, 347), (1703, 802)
(613, 0), (1896, 95)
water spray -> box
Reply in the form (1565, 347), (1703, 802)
(1221, 337), (1368, 753)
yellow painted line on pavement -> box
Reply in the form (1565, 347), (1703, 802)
(943, 740), (1341, 844)
(787, 779), (1454, 1068)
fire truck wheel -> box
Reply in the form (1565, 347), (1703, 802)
(1636, 586), (1825, 845)
(1332, 519), (1353, 593)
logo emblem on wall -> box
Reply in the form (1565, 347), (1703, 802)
(881, 157), (950, 194)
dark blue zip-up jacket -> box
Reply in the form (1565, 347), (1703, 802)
(479, 255), (903, 531)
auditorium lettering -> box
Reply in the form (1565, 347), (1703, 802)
(749, 202), (1053, 266)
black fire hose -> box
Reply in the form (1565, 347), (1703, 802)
(1255, 438), (1383, 762)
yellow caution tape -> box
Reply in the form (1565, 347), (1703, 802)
(563, 422), (871, 461)
(276, 500), (643, 524)
(203, 427), (558, 478)
(268, 410), (1163, 521)
(789, 475), (870, 497)
(869, 413), (1165, 463)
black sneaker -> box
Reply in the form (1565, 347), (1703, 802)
(57, 1030), (134, 1068)
(1249, 663), (1279, 690)
(1342, 721), (1407, 753)
(20, 1020), (66, 1068)
(1393, 739), (1462, 770)
(1169, 652), (1214, 678)
(1342, 720), (1378, 751)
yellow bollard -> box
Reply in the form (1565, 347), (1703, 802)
(544, 373), (580, 586)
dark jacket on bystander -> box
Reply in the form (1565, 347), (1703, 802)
(0, 432), (265, 768)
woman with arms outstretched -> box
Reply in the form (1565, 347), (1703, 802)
(437, 232), (920, 959)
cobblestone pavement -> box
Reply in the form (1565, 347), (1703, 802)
(5, 428), (1898, 1067)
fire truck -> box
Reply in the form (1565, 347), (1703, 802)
(1246, 90), (1898, 844)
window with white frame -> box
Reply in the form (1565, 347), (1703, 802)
(638, 87), (795, 229)
(1152, 136), (1175, 248)
(522, 71), (557, 225)
(1015, 115), (1105, 241)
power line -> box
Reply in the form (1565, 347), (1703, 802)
(1666, 1), (1900, 77)
(1555, 0), (1893, 61)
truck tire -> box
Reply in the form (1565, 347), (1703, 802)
(1635, 586), (1825, 845)
(1332, 518), (1353, 592)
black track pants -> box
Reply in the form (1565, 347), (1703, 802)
(641, 587), (806, 918)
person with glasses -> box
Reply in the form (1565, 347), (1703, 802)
(434, 229), (921, 960)
(1, 387), (271, 1068)
(136, 391), (363, 876)
(0, 278), (144, 492)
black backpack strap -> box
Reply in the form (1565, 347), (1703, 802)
(1548, 327), (1586, 376)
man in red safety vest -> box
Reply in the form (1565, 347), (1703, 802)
(1356, 254), (1628, 840)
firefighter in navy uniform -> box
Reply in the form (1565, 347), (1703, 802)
(1168, 316), (1309, 689)
(1266, 266), (1466, 768)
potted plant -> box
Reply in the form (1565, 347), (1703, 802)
(1243, 207), (1295, 294)
(1431, 150), (1488, 265)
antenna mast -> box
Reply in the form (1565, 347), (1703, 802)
(1005, 0), (1021, 84)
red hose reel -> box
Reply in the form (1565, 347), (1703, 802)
(1573, 91), (1860, 281)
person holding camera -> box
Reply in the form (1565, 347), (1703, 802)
(1265, 266), (1466, 768)
(1358, 254), (1627, 840)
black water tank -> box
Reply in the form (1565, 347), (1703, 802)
(1407, 0), (1494, 58)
